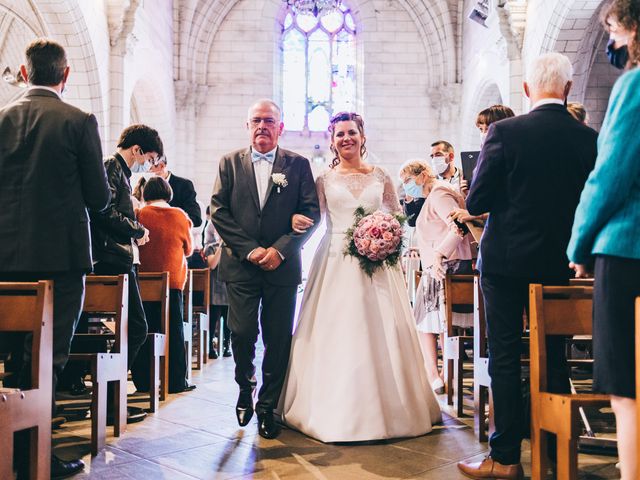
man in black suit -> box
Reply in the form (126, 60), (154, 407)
(90, 125), (165, 403)
(458, 53), (598, 480)
(211, 99), (320, 439)
(0, 38), (110, 478)
(150, 156), (202, 227)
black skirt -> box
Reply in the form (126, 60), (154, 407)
(593, 254), (640, 398)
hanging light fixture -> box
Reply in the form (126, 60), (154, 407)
(283, 0), (342, 17)
(2, 66), (27, 88)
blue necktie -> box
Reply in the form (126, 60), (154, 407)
(251, 151), (275, 163)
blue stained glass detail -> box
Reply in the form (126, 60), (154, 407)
(282, 5), (356, 132)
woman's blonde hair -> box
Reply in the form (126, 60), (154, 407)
(399, 159), (435, 180)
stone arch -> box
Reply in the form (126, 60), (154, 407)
(30, 0), (106, 138)
(0, 2), (45, 105)
(460, 80), (504, 150)
(129, 78), (173, 154)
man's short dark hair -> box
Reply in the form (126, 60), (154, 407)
(25, 38), (67, 86)
(431, 140), (454, 153)
(142, 176), (173, 203)
(117, 124), (164, 157)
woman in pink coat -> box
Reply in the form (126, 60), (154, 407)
(400, 160), (473, 393)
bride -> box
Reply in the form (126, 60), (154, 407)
(279, 112), (441, 442)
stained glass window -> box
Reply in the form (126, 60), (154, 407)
(281, 4), (356, 132)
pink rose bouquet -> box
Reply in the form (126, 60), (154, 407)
(344, 206), (406, 278)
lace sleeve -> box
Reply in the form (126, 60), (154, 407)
(316, 172), (327, 219)
(381, 168), (402, 214)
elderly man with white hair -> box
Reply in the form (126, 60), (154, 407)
(457, 52), (598, 479)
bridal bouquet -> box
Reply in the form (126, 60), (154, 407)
(344, 207), (406, 278)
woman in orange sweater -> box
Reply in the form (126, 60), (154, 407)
(136, 176), (195, 393)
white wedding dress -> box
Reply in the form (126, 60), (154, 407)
(280, 166), (442, 442)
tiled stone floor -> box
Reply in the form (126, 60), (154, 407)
(53, 356), (620, 479)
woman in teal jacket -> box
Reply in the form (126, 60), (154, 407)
(567, 2), (639, 478)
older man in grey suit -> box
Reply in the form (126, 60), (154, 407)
(0, 38), (110, 478)
(211, 99), (320, 439)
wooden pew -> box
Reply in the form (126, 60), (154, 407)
(529, 284), (610, 480)
(182, 270), (193, 383)
(444, 274), (475, 417)
(473, 276), (493, 442)
(70, 275), (128, 456)
(0, 281), (53, 480)
(137, 272), (170, 412)
(190, 269), (210, 368)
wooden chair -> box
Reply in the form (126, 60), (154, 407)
(190, 269), (210, 368)
(529, 284), (610, 480)
(182, 270), (193, 383)
(69, 275), (128, 456)
(473, 276), (493, 442)
(0, 281), (53, 480)
(137, 272), (170, 412)
(443, 274), (475, 417)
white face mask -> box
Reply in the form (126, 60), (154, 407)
(431, 156), (449, 175)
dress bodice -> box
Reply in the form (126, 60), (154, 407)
(317, 166), (401, 234)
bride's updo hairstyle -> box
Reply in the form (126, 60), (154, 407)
(328, 111), (367, 169)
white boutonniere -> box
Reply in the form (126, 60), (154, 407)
(271, 173), (288, 193)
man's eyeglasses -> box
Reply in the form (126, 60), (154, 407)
(150, 155), (165, 167)
(250, 117), (277, 127)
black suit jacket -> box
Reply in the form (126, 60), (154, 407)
(466, 104), (597, 280)
(168, 173), (202, 227)
(211, 147), (321, 286)
(0, 88), (110, 272)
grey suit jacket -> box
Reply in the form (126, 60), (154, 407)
(210, 147), (321, 286)
(0, 88), (110, 272)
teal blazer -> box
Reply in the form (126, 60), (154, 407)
(567, 67), (640, 264)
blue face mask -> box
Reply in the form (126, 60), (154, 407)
(130, 160), (151, 173)
(404, 179), (425, 199)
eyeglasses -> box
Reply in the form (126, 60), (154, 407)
(250, 117), (277, 127)
(150, 155), (165, 167)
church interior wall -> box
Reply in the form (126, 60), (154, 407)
(0, 0), (628, 204)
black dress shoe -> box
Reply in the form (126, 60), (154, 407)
(208, 347), (219, 360)
(236, 389), (254, 427)
(106, 406), (147, 426)
(51, 454), (85, 479)
(222, 345), (232, 357)
(257, 411), (281, 439)
(169, 384), (197, 394)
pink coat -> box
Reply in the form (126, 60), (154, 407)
(415, 180), (472, 267)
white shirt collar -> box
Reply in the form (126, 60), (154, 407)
(29, 85), (62, 99)
(531, 98), (564, 111)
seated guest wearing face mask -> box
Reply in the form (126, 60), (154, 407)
(429, 140), (468, 197)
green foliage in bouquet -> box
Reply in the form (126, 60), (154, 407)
(343, 206), (407, 278)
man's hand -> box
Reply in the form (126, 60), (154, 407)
(137, 228), (150, 246)
(248, 247), (268, 265)
(460, 179), (469, 197)
(258, 247), (283, 271)
(292, 214), (315, 234)
(569, 262), (592, 279)
(449, 208), (473, 223)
